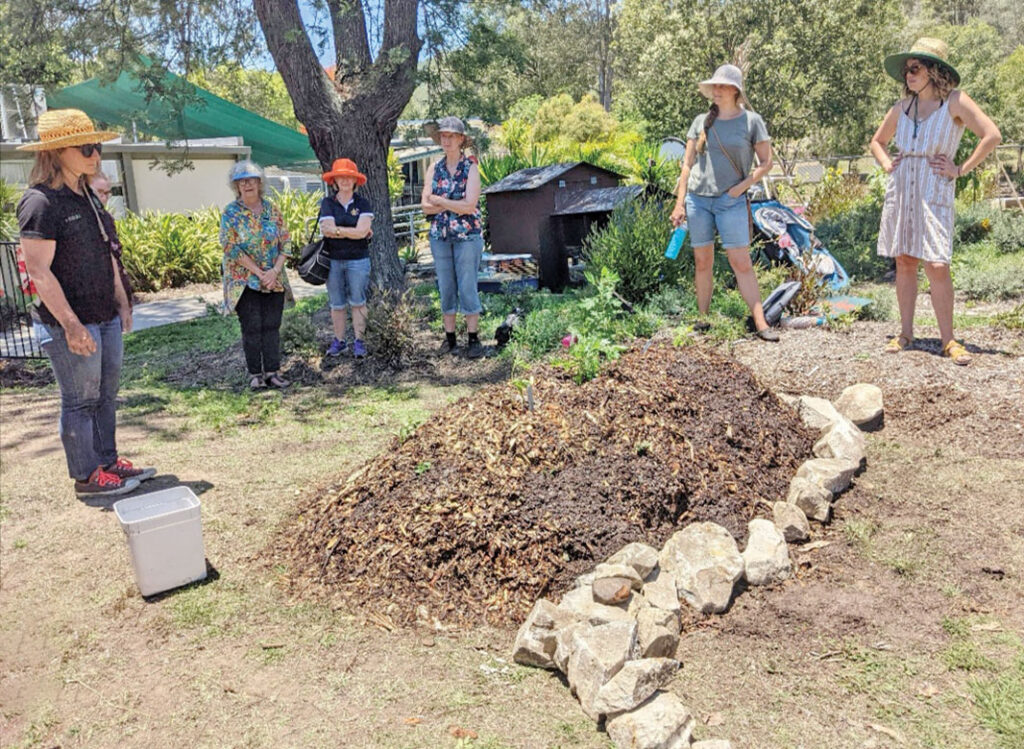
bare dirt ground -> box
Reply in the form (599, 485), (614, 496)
(1, 309), (1022, 748)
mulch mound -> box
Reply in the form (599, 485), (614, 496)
(284, 343), (815, 627)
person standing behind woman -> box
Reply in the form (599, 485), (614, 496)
(421, 117), (485, 358)
(319, 158), (373, 359)
(221, 160), (293, 389)
(670, 64), (778, 341)
(870, 38), (1001, 365)
(17, 109), (154, 498)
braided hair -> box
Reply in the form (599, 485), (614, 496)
(696, 103), (720, 155)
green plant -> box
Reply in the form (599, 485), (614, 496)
(583, 198), (683, 304)
(0, 179), (20, 242)
(993, 302), (1024, 330)
(806, 167), (870, 223)
(280, 304), (319, 356)
(365, 289), (417, 367)
(270, 189), (323, 259)
(814, 198), (888, 281)
(398, 244), (419, 265)
(117, 209), (223, 291)
(553, 333), (625, 384)
(970, 656), (1024, 748)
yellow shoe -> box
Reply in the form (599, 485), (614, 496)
(885, 334), (912, 353)
(943, 340), (972, 366)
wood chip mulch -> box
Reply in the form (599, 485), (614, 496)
(283, 343), (815, 627)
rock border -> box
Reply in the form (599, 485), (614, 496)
(512, 384), (882, 749)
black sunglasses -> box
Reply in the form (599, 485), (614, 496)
(903, 62), (931, 77)
(76, 143), (103, 157)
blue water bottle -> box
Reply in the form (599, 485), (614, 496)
(665, 224), (688, 260)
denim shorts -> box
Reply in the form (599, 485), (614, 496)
(327, 256), (371, 309)
(685, 192), (750, 249)
(429, 235), (483, 316)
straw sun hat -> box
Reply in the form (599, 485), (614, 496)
(884, 37), (960, 86)
(16, 109), (118, 151)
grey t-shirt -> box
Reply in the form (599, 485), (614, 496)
(685, 110), (770, 197)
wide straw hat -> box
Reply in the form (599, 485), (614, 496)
(698, 64), (745, 100)
(425, 116), (475, 150)
(884, 37), (960, 86)
(322, 158), (367, 186)
(17, 109), (118, 151)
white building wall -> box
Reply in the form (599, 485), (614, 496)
(130, 157), (237, 213)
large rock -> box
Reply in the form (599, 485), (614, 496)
(605, 691), (696, 749)
(793, 395), (843, 432)
(813, 416), (867, 466)
(512, 599), (576, 669)
(742, 518), (792, 586)
(592, 658), (680, 716)
(593, 562), (644, 590)
(593, 577), (633, 605)
(641, 568), (681, 613)
(787, 476), (833, 522)
(835, 383), (884, 431)
(557, 585), (632, 626)
(772, 501), (810, 543)
(659, 523), (743, 614)
(566, 621), (639, 720)
(607, 542), (660, 579)
(637, 606), (680, 658)
(796, 457), (859, 494)
(553, 621), (589, 674)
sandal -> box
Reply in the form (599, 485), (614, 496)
(265, 372), (290, 388)
(885, 334), (912, 354)
(249, 375), (267, 390)
(942, 340), (972, 366)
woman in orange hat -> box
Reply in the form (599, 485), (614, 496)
(871, 38), (1001, 365)
(319, 158), (374, 359)
(16, 109), (155, 498)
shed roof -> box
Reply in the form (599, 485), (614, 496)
(551, 185), (645, 216)
(482, 161), (623, 194)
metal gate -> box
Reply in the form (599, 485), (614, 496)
(0, 241), (44, 358)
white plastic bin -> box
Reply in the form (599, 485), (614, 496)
(114, 487), (207, 596)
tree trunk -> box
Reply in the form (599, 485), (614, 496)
(254, 0), (420, 292)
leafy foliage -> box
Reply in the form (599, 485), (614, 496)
(116, 208), (222, 291)
(0, 180), (20, 243)
(583, 198), (684, 304)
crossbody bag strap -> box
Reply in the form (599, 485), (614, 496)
(709, 124), (754, 243)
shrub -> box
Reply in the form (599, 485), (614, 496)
(117, 209), (222, 291)
(814, 199), (888, 281)
(271, 189), (323, 252)
(856, 286), (897, 322)
(279, 304), (319, 356)
(953, 247), (1024, 300)
(583, 198), (683, 304)
(0, 179), (20, 242)
(806, 167), (870, 223)
(993, 302), (1024, 330)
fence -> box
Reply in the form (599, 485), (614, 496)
(392, 203), (426, 255)
(0, 241), (44, 359)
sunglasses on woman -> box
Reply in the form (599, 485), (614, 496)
(76, 143), (103, 157)
(903, 62), (930, 77)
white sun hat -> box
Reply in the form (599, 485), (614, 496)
(698, 64), (745, 99)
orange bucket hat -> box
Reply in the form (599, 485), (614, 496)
(322, 158), (367, 186)
(17, 109), (118, 151)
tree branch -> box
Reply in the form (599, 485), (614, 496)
(327, 0), (371, 75)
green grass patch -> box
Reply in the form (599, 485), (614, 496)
(122, 313), (239, 383)
(943, 640), (998, 672)
(970, 656), (1024, 748)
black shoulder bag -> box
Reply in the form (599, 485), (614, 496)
(297, 220), (329, 285)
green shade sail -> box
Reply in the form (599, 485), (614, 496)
(49, 69), (318, 168)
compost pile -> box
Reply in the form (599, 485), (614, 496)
(286, 344), (814, 627)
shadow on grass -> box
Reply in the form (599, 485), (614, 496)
(79, 476), (215, 511)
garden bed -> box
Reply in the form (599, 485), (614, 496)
(283, 343), (815, 627)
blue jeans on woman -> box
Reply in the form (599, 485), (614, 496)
(41, 316), (123, 481)
(430, 234), (483, 315)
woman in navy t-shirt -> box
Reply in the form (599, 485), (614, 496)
(319, 158), (374, 359)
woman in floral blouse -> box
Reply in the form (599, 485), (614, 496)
(220, 160), (293, 389)
(421, 116), (485, 359)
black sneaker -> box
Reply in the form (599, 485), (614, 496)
(438, 339), (459, 357)
(466, 338), (484, 359)
(74, 467), (141, 498)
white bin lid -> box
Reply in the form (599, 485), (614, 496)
(114, 487), (201, 533)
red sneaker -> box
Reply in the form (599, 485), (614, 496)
(75, 467), (140, 498)
(105, 457), (157, 482)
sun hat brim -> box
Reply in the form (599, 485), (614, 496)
(884, 51), (960, 86)
(425, 122), (475, 150)
(322, 169), (367, 186)
(698, 81), (743, 100)
(231, 170), (263, 182)
(17, 129), (119, 152)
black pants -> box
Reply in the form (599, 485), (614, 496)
(236, 288), (284, 375)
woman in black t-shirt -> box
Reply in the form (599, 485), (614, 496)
(318, 158), (374, 359)
(16, 109), (156, 498)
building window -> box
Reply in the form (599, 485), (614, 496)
(590, 176), (597, 185)
(558, 180), (566, 188)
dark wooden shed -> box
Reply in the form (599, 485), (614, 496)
(483, 162), (624, 289)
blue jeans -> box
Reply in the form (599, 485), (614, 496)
(327, 257), (371, 309)
(41, 317), (123, 481)
(430, 235), (483, 315)
(685, 192), (751, 249)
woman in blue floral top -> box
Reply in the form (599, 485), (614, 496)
(422, 116), (485, 358)
(220, 160), (294, 389)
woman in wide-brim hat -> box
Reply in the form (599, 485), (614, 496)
(869, 37), (1001, 365)
(669, 64), (778, 341)
(318, 158), (374, 360)
(421, 116), (485, 358)
(16, 109), (156, 498)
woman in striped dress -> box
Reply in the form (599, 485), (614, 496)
(870, 38), (1001, 365)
